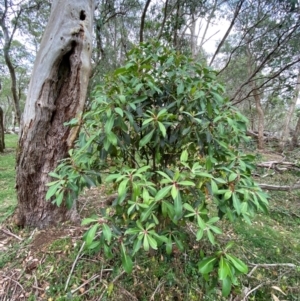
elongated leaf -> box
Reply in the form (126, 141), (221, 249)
(143, 188), (150, 203)
(147, 235), (158, 250)
(195, 172), (214, 179)
(139, 129), (155, 147)
(174, 193), (182, 217)
(209, 225), (222, 234)
(224, 190), (232, 200)
(177, 82), (184, 95)
(55, 192), (64, 206)
(207, 229), (215, 245)
(121, 243), (133, 273)
(197, 215), (206, 229)
(158, 122), (166, 137)
(211, 180), (218, 195)
(183, 203), (195, 212)
(105, 115), (114, 133)
(229, 173), (238, 182)
(180, 149), (188, 162)
(85, 224), (99, 247)
(222, 277), (232, 297)
(198, 256), (217, 274)
(218, 256), (230, 280)
(232, 193), (241, 215)
(143, 235), (150, 251)
(141, 203), (156, 222)
(142, 118), (154, 126)
(102, 224), (112, 244)
(178, 181), (195, 186)
(196, 228), (204, 241)
(115, 107), (123, 117)
(107, 131), (118, 146)
(46, 183), (61, 201)
(118, 179), (129, 197)
(135, 83), (144, 93)
(171, 185), (178, 200)
(81, 217), (99, 226)
(225, 254), (248, 274)
(105, 173), (121, 182)
(166, 237), (172, 255)
(155, 186), (172, 201)
(156, 171), (173, 182)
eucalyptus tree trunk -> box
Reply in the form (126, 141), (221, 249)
(253, 85), (264, 150)
(0, 107), (4, 152)
(15, 0), (94, 228)
(0, 0), (22, 125)
(281, 69), (300, 150)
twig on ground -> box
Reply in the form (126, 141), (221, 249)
(29, 228), (37, 240)
(1, 228), (23, 241)
(249, 263), (297, 268)
(150, 280), (165, 301)
(71, 274), (100, 294)
(242, 282), (266, 301)
(65, 241), (85, 291)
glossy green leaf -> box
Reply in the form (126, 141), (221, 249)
(222, 277), (232, 297)
(105, 115), (114, 133)
(226, 254), (248, 274)
(121, 243), (133, 273)
(158, 122), (166, 137)
(81, 217), (99, 226)
(139, 129), (155, 147)
(85, 224), (99, 247)
(207, 229), (215, 245)
(198, 256), (217, 274)
(232, 193), (241, 215)
(180, 149), (188, 162)
(211, 180), (218, 194)
(102, 224), (112, 244)
(115, 107), (123, 117)
(143, 235), (150, 251)
(155, 186), (172, 201)
(46, 183), (60, 201)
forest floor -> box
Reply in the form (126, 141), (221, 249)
(0, 134), (300, 301)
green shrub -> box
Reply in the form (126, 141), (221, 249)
(48, 42), (268, 296)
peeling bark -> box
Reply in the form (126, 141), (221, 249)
(15, 0), (94, 228)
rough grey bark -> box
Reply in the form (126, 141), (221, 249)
(15, 0), (94, 228)
(0, 107), (4, 152)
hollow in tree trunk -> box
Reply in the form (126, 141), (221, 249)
(15, 0), (94, 228)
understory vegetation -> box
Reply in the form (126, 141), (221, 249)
(0, 135), (300, 300)
(1, 44), (300, 301)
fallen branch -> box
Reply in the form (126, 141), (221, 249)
(258, 183), (300, 191)
(0, 228), (23, 241)
(249, 263), (297, 268)
(246, 130), (280, 141)
(65, 242), (85, 291)
(257, 161), (300, 171)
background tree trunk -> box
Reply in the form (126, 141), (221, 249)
(0, 2), (22, 125)
(253, 85), (265, 150)
(15, 0), (94, 228)
(280, 69), (300, 150)
(0, 107), (4, 152)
